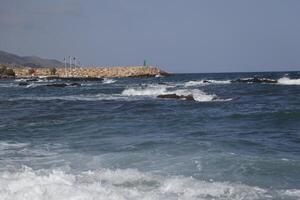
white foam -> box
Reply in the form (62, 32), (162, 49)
(0, 166), (270, 200)
(122, 84), (169, 96)
(174, 89), (217, 102)
(283, 189), (300, 198)
(277, 77), (300, 85)
(102, 78), (117, 84)
(184, 80), (231, 87)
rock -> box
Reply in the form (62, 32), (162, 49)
(231, 77), (277, 84)
(157, 94), (195, 101)
(18, 82), (29, 86)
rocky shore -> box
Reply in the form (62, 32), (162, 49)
(7, 65), (169, 78)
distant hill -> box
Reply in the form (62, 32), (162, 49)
(0, 50), (63, 68)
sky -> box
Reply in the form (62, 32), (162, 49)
(0, 0), (300, 73)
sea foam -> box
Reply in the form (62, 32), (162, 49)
(0, 166), (271, 200)
(277, 77), (300, 85)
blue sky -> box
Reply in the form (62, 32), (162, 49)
(0, 0), (300, 72)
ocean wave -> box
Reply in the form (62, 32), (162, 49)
(7, 94), (127, 102)
(0, 166), (271, 200)
(277, 77), (300, 85)
(0, 141), (30, 151)
(184, 80), (231, 87)
(0, 83), (18, 88)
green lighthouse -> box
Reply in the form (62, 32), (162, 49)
(143, 59), (147, 67)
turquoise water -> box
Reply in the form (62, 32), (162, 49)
(0, 72), (300, 199)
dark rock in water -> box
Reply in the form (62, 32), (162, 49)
(157, 94), (195, 101)
(26, 78), (39, 82)
(18, 82), (29, 86)
(203, 80), (212, 83)
(46, 83), (68, 87)
(231, 77), (277, 84)
(69, 83), (81, 87)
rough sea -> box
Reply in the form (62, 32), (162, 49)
(0, 71), (300, 200)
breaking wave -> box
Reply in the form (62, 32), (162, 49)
(122, 84), (230, 102)
(102, 78), (117, 84)
(277, 77), (300, 85)
(0, 166), (278, 200)
(122, 84), (169, 96)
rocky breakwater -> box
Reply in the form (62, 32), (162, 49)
(56, 66), (169, 78)
(11, 66), (169, 78)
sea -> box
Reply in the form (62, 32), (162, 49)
(0, 71), (300, 200)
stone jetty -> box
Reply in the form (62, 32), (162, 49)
(9, 66), (169, 78)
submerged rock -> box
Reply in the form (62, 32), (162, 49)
(157, 94), (195, 101)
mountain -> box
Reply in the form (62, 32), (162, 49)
(0, 50), (63, 68)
